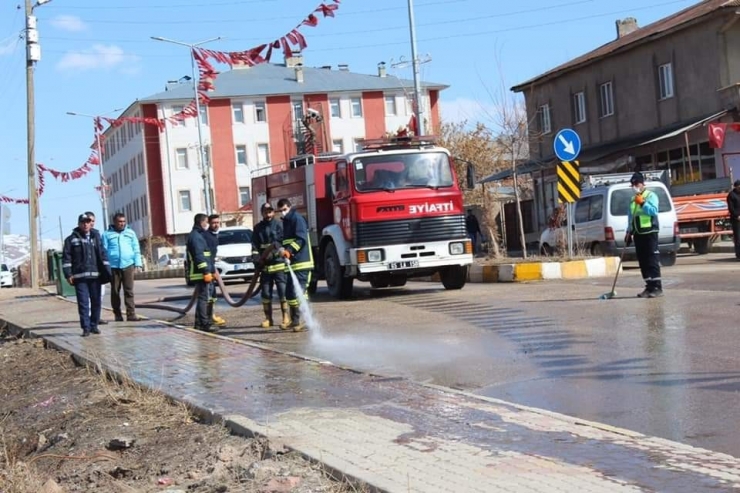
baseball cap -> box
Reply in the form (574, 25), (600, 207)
(261, 202), (273, 212)
(630, 172), (645, 185)
(78, 213), (93, 223)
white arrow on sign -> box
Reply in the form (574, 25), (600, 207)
(558, 134), (575, 155)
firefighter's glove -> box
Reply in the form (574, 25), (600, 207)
(203, 273), (214, 284)
(279, 248), (291, 260)
(251, 253), (260, 263)
(624, 232), (633, 247)
(634, 194), (645, 206)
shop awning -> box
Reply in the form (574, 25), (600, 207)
(637, 109), (728, 146)
(478, 108), (733, 184)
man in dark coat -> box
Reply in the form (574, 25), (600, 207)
(62, 213), (112, 337)
(276, 198), (314, 332)
(252, 202), (288, 329)
(187, 213), (215, 332)
(727, 180), (740, 259)
(205, 214), (226, 326)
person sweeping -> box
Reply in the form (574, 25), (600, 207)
(624, 172), (663, 298)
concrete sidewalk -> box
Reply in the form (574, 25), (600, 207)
(1, 289), (739, 492)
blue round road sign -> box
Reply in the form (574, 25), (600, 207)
(553, 128), (582, 162)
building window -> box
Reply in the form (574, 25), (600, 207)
(124, 163), (130, 184)
(199, 105), (208, 125)
(178, 190), (192, 211)
(384, 95), (397, 116)
(573, 92), (586, 124)
(354, 138), (364, 152)
(600, 82), (614, 117)
(539, 104), (551, 134)
(254, 102), (266, 122)
(175, 148), (189, 169)
(332, 139), (344, 153)
(171, 105), (184, 126)
(659, 63), (674, 99)
(235, 145), (247, 166)
(138, 153), (144, 175)
(202, 145), (211, 167)
(232, 102), (245, 123)
(350, 97), (362, 118)
(239, 187), (251, 207)
(330, 98), (341, 118)
(292, 101), (304, 121)
(257, 143), (269, 165)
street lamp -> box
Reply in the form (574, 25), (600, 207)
(151, 35), (222, 215)
(66, 108), (123, 230)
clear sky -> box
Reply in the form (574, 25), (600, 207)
(0, 0), (697, 238)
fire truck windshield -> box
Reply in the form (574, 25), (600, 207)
(354, 152), (453, 192)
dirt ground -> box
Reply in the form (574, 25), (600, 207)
(0, 331), (366, 493)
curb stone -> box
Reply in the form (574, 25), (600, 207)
(419, 256), (621, 283)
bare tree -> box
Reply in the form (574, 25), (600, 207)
(438, 121), (507, 257)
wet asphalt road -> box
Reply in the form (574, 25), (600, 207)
(132, 253), (740, 457)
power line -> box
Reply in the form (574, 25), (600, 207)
(42, 0), (598, 44)
(44, 0), (277, 8)
(37, 0), (472, 24)
(40, 0), (695, 58)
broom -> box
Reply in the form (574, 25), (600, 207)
(599, 243), (628, 300)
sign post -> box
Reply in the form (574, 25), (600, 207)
(553, 129), (582, 258)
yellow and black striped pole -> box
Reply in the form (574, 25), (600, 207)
(557, 160), (581, 204)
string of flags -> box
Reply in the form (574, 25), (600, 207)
(1, 0), (341, 206)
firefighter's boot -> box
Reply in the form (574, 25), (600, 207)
(279, 301), (291, 330)
(260, 302), (273, 328)
(290, 305), (306, 332)
(208, 300), (226, 326)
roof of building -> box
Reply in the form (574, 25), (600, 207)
(140, 62), (448, 102)
(511, 0), (740, 92)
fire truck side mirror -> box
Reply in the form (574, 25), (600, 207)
(466, 162), (476, 190)
(328, 172), (338, 200)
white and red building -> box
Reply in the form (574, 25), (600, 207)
(101, 54), (447, 245)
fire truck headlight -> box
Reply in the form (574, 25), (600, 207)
(367, 249), (383, 263)
(449, 242), (465, 255)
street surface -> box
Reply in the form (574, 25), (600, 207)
(132, 252), (740, 458)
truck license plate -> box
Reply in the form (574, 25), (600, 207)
(389, 260), (419, 270)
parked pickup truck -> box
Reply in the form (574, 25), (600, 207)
(671, 177), (733, 254)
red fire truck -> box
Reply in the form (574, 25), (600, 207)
(251, 136), (474, 299)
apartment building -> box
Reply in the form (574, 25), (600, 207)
(491, 0), (740, 237)
(102, 53), (447, 243)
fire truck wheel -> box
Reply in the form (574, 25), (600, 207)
(307, 276), (318, 295)
(440, 265), (468, 290)
(324, 242), (354, 299)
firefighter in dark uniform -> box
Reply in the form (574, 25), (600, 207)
(252, 203), (290, 329)
(276, 198), (314, 332)
(187, 213), (216, 332)
(205, 214), (226, 326)
(624, 172), (663, 298)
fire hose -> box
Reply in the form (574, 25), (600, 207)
(134, 246), (277, 318)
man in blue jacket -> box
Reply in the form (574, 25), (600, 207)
(625, 172), (662, 298)
(102, 212), (143, 321)
(62, 213), (112, 337)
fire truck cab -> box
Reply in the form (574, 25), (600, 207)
(251, 136), (474, 299)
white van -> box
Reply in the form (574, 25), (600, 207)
(539, 173), (680, 266)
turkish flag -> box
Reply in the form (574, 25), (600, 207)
(709, 123), (727, 149)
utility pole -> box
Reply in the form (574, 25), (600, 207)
(25, 0), (47, 289)
(151, 36), (222, 215)
(406, 0), (425, 136)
